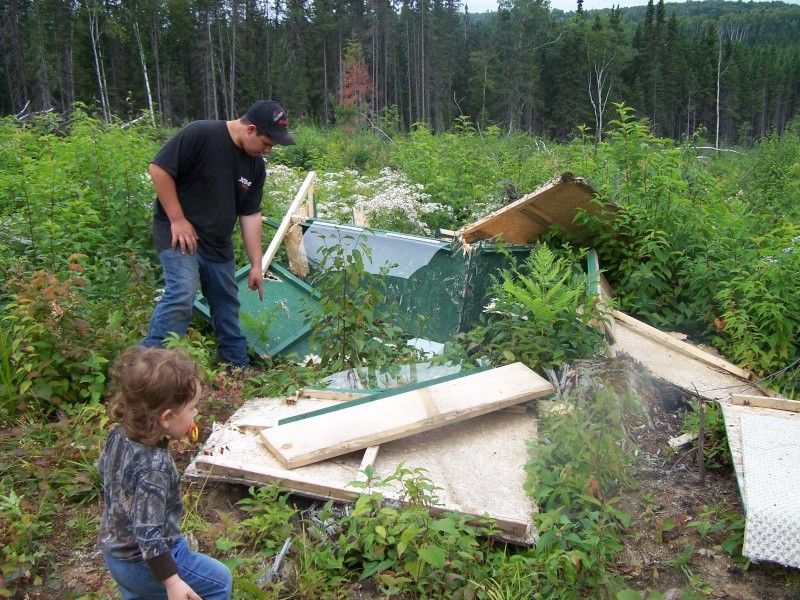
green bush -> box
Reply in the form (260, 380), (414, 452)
(466, 244), (607, 371)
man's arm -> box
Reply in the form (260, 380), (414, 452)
(148, 163), (198, 255)
(240, 212), (264, 300)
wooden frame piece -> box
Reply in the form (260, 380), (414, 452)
(456, 174), (612, 245)
(731, 394), (800, 412)
(261, 171), (317, 274)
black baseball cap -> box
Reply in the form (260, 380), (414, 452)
(245, 100), (295, 146)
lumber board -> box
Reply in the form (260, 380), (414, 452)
(299, 387), (370, 401)
(279, 368), (487, 425)
(612, 310), (752, 380)
(731, 394), (800, 412)
(260, 362), (553, 469)
(457, 175), (610, 244)
(261, 171), (316, 274)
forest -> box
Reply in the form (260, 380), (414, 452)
(2, 0), (799, 145)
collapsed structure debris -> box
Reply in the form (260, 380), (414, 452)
(188, 173), (800, 566)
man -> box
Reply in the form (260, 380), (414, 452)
(142, 100), (295, 371)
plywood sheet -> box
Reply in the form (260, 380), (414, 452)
(260, 362), (553, 469)
(457, 174), (614, 244)
(610, 319), (766, 402)
(186, 396), (539, 544)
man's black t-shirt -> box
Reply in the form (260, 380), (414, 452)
(151, 120), (266, 262)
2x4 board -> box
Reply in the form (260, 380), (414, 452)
(260, 362), (553, 469)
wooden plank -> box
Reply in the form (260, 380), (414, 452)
(260, 362), (553, 469)
(352, 207), (369, 227)
(194, 456), (532, 539)
(355, 446), (381, 482)
(612, 310), (753, 380)
(278, 368), (488, 425)
(731, 394), (800, 412)
(284, 219), (309, 278)
(299, 387), (370, 401)
(261, 170), (316, 274)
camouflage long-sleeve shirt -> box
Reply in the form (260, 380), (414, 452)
(98, 426), (182, 581)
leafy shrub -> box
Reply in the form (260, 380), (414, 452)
(466, 244), (607, 371)
(526, 389), (637, 596)
(305, 232), (421, 373)
(332, 464), (497, 598)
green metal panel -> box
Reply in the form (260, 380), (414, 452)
(300, 220), (533, 343)
(193, 261), (320, 360)
(192, 221), (537, 358)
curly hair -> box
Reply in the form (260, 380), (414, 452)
(108, 346), (203, 445)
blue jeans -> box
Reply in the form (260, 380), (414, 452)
(142, 248), (250, 367)
(102, 537), (232, 600)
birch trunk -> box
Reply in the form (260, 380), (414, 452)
(133, 20), (155, 125)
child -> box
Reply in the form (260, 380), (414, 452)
(98, 346), (232, 600)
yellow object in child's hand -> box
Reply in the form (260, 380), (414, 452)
(189, 423), (199, 442)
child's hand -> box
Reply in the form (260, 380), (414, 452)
(163, 574), (202, 600)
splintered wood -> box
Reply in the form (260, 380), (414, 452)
(260, 362), (553, 469)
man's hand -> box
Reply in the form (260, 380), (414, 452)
(163, 574), (201, 600)
(170, 217), (199, 255)
(149, 163), (197, 255)
(248, 265), (264, 301)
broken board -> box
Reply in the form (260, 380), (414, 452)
(186, 396), (539, 544)
(610, 315), (767, 402)
(456, 173), (615, 245)
(260, 362), (553, 469)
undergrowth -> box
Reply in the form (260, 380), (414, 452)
(0, 107), (798, 597)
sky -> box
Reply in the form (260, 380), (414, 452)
(465, 0), (798, 13)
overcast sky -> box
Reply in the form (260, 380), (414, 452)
(465, 0), (799, 14)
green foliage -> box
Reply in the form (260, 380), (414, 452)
(687, 503), (747, 564)
(0, 401), (107, 595)
(2, 255), (109, 414)
(0, 112), (159, 416)
(389, 122), (559, 230)
(466, 244), (607, 371)
(0, 486), (55, 594)
(710, 223), (800, 383)
(525, 389), (638, 596)
(331, 464), (498, 598)
(236, 485), (299, 554)
(588, 105), (799, 396)
(0, 328), (21, 423)
(679, 400), (731, 470)
(305, 232), (421, 373)
(162, 331), (216, 383)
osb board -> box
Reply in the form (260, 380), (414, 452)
(610, 319), (766, 402)
(719, 402), (800, 568)
(260, 362), (553, 469)
(186, 396), (538, 544)
(457, 175), (613, 244)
